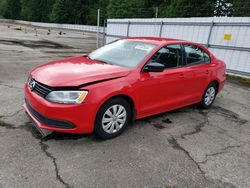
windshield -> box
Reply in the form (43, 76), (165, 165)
(88, 40), (156, 68)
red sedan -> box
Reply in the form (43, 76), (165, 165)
(23, 37), (226, 139)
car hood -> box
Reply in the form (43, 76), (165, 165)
(31, 56), (131, 87)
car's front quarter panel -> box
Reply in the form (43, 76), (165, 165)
(82, 71), (140, 119)
(24, 83), (97, 134)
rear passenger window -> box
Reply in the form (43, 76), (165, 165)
(151, 44), (182, 69)
(204, 52), (210, 64)
(184, 44), (210, 66)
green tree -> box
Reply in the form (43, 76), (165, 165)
(64, 0), (80, 23)
(232, 0), (250, 16)
(84, 0), (109, 25)
(214, 0), (233, 16)
(2, 0), (21, 19)
(63, 0), (108, 25)
(21, 0), (54, 21)
(39, 0), (55, 21)
(0, 0), (6, 16)
(1, 0), (250, 25)
(70, 0), (87, 24)
(107, 0), (152, 18)
(50, 0), (68, 23)
(164, 0), (214, 17)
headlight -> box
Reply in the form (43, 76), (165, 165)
(46, 91), (88, 104)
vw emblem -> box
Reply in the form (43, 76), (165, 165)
(29, 80), (36, 91)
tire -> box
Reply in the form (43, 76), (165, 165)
(94, 97), (131, 139)
(199, 82), (217, 109)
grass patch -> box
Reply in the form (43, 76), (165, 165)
(0, 119), (7, 126)
(226, 74), (250, 85)
(0, 118), (15, 129)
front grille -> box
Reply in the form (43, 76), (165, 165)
(33, 81), (52, 97)
(28, 77), (52, 97)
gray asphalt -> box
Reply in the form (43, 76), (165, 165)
(0, 22), (250, 188)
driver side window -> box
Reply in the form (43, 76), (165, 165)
(150, 44), (182, 69)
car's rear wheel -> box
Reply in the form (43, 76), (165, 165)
(94, 97), (131, 139)
(199, 82), (217, 109)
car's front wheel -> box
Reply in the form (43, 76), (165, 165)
(199, 82), (217, 109)
(94, 97), (131, 139)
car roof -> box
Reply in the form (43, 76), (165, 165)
(121, 37), (208, 49)
(121, 37), (187, 45)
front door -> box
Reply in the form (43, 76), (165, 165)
(136, 44), (194, 117)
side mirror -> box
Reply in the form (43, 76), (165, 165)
(143, 63), (165, 72)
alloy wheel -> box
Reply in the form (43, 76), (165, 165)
(101, 105), (127, 134)
(204, 86), (216, 106)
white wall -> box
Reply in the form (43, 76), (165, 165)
(106, 17), (250, 76)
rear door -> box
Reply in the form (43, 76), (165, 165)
(182, 44), (212, 99)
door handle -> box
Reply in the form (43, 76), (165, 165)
(179, 73), (184, 79)
(206, 70), (209, 75)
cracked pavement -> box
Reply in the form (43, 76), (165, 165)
(0, 22), (250, 188)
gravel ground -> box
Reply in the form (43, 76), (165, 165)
(0, 22), (250, 188)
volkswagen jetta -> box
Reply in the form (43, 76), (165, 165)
(23, 37), (226, 139)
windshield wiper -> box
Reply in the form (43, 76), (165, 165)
(94, 59), (111, 65)
(85, 55), (112, 65)
(84, 55), (92, 60)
